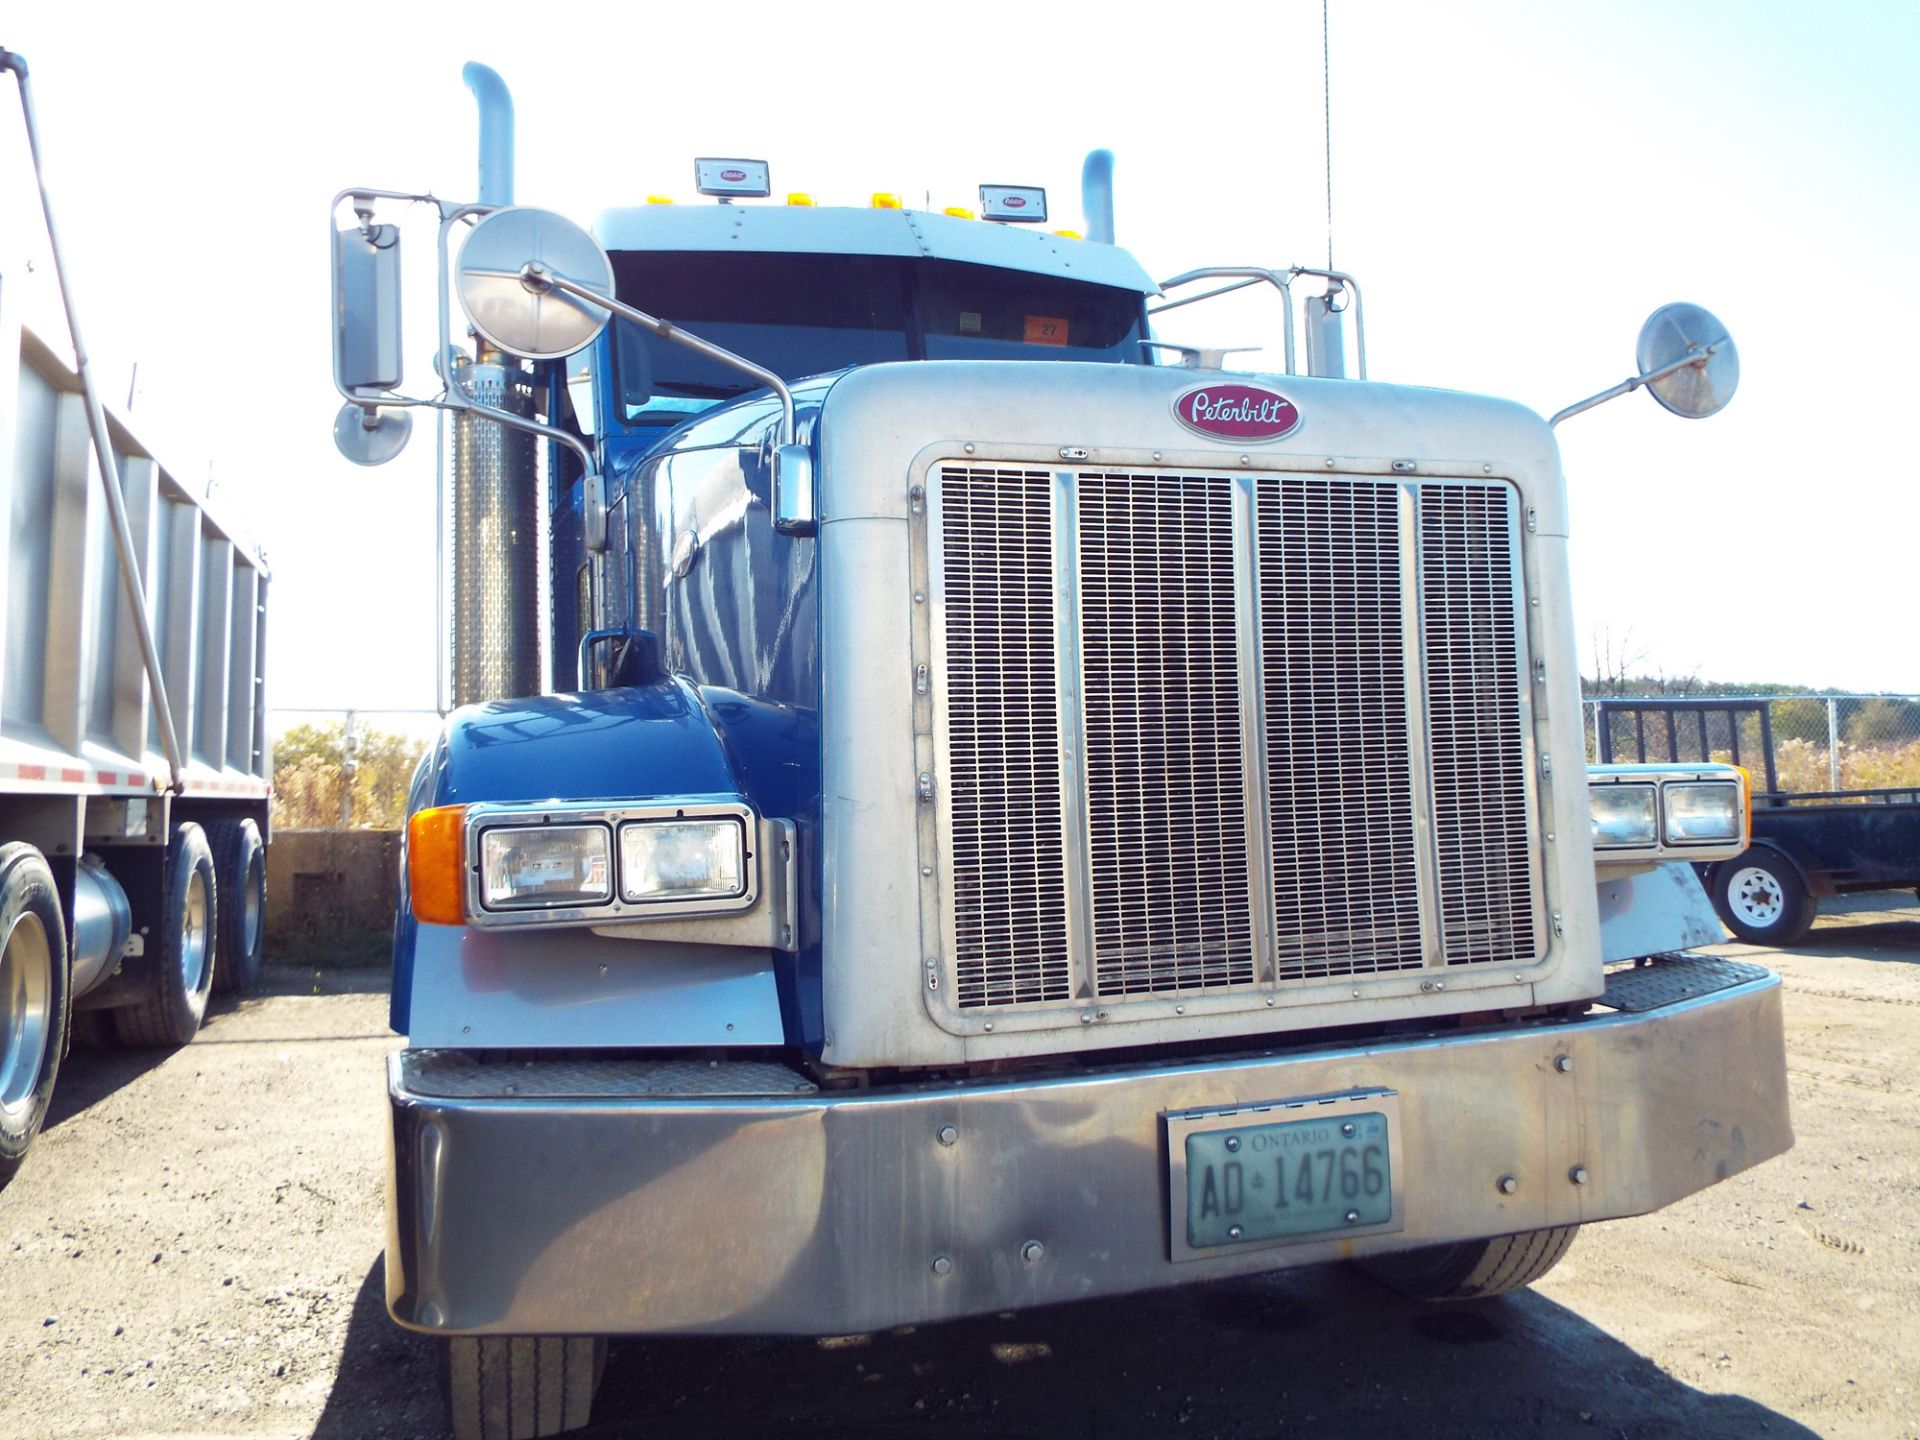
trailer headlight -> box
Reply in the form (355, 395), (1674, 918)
(1589, 784), (1658, 848)
(478, 824), (613, 910)
(618, 818), (747, 904)
(1664, 782), (1742, 844)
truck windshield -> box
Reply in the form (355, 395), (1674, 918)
(610, 251), (1145, 427)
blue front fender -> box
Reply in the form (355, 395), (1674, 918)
(390, 679), (791, 1047)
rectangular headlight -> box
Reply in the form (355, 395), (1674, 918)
(618, 818), (747, 904)
(479, 824), (613, 910)
(1589, 784), (1658, 847)
(1664, 782), (1741, 843)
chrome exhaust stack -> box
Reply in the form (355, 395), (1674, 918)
(450, 64), (541, 705)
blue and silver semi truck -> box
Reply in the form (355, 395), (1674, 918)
(331, 65), (1790, 1440)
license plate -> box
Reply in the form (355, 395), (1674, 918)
(1166, 1089), (1404, 1260)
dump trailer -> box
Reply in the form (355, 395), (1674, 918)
(0, 50), (271, 1192)
(331, 65), (1788, 1440)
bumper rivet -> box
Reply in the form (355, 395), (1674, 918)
(1498, 1175), (1518, 1195)
(1345, 1209), (1360, 1224)
(932, 1255), (953, 1276)
(1226, 1225), (1243, 1240)
(982, 1022), (993, 1032)
(1570, 1165), (1589, 1186)
(937, 1124), (958, 1147)
(1555, 1054), (1574, 1074)
(1021, 1240), (1045, 1264)
(1174, 1004), (1186, 1015)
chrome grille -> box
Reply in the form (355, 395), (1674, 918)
(930, 461), (1538, 1015)
(1420, 484), (1536, 966)
(1077, 473), (1254, 996)
(936, 465), (1072, 1007)
(1255, 478), (1422, 979)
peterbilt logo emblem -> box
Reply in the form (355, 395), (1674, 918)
(720, 168), (747, 182)
(1004, 195), (1027, 209)
(1172, 384), (1302, 442)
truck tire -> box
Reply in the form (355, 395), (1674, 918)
(208, 819), (266, 993)
(442, 1335), (606, 1440)
(1710, 848), (1817, 946)
(1359, 1225), (1578, 1300)
(114, 823), (217, 1047)
(0, 844), (70, 1193)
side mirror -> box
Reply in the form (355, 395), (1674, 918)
(1552, 302), (1739, 428)
(334, 217), (403, 392)
(773, 444), (816, 536)
(455, 206), (614, 360)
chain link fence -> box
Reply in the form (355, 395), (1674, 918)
(1585, 695), (1920, 796)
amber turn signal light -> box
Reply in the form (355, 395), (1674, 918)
(408, 805), (470, 925)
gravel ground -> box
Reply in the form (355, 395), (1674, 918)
(1, 897), (1916, 1440)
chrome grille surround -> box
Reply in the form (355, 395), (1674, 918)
(925, 460), (1541, 1021)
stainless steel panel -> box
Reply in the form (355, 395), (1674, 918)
(386, 966), (1789, 1336)
(1419, 483), (1537, 966)
(1076, 471), (1253, 996)
(194, 533), (232, 767)
(1254, 476), (1421, 980)
(932, 464), (1072, 1008)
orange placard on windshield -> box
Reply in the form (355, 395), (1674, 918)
(1024, 315), (1069, 346)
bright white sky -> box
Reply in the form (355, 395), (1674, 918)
(4, 0), (1917, 712)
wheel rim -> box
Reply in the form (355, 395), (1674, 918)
(241, 857), (264, 955)
(1728, 866), (1785, 928)
(0, 911), (53, 1117)
(181, 870), (211, 997)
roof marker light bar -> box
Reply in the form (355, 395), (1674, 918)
(980, 184), (1047, 223)
(695, 158), (771, 199)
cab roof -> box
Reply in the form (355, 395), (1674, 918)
(593, 203), (1161, 297)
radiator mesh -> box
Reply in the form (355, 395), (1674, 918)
(1255, 478), (1423, 978)
(1077, 472), (1255, 995)
(937, 466), (1072, 1007)
(1420, 484), (1537, 965)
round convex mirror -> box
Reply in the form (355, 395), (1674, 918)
(1637, 302), (1739, 420)
(456, 207), (615, 361)
(332, 402), (413, 466)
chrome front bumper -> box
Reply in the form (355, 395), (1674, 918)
(386, 957), (1790, 1337)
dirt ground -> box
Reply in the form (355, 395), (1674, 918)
(1, 898), (1916, 1440)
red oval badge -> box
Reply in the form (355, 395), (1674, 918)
(1172, 383), (1301, 442)
(721, 168), (747, 182)
(1004, 195), (1027, 209)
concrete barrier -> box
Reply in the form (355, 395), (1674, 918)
(267, 829), (400, 940)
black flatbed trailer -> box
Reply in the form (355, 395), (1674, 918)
(1596, 698), (1920, 944)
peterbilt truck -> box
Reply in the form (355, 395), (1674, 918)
(332, 65), (1789, 1440)
(0, 50), (272, 1193)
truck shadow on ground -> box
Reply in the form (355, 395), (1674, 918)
(312, 1257), (1816, 1440)
(43, 968), (388, 1134)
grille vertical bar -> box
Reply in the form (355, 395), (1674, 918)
(1255, 477), (1423, 978)
(1077, 472), (1254, 996)
(1420, 483), (1536, 965)
(937, 466), (1072, 1007)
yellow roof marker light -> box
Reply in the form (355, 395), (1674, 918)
(645, 195), (675, 205)
(787, 193), (816, 207)
(871, 193), (903, 210)
(945, 207), (976, 220)
(1054, 228), (1083, 239)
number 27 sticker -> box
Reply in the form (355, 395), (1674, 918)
(1024, 315), (1068, 346)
